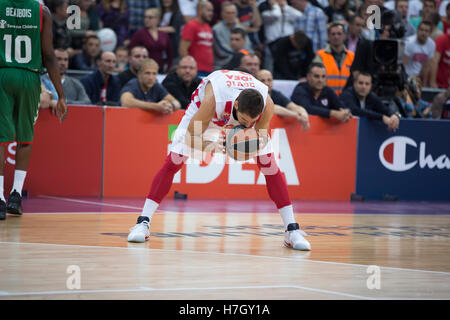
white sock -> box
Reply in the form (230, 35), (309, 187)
(12, 170), (27, 195)
(0, 176), (5, 202)
(141, 198), (159, 223)
(279, 204), (296, 230)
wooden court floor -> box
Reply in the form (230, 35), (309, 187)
(0, 197), (449, 300)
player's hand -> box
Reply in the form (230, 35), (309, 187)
(55, 99), (67, 123)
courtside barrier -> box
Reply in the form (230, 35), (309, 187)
(355, 118), (450, 201)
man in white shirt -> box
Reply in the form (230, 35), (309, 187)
(404, 21), (436, 84)
(384, 0), (423, 18)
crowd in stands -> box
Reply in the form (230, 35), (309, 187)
(40, 0), (450, 124)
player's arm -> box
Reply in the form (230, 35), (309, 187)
(254, 95), (275, 150)
(185, 83), (221, 152)
(41, 5), (67, 122)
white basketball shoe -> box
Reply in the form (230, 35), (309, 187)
(284, 223), (311, 251)
(127, 216), (150, 243)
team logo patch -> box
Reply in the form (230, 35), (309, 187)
(321, 99), (328, 106)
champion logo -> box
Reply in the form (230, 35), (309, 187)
(379, 136), (450, 172)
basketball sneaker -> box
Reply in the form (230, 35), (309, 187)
(7, 190), (22, 215)
(127, 216), (150, 243)
(0, 200), (6, 220)
(284, 223), (311, 251)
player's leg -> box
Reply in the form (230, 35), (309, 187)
(128, 152), (188, 242)
(256, 152), (311, 251)
(7, 70), (41, 215)
(0, 69), (18, 220)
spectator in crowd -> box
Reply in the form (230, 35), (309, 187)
(291, 62), (352, 123)
(179, 1), (215, 76)
(431, 88), (450, 119)
(213, 2), (251, 70)
(256, 69), (310, 129)
(211, 0), (231, 25)
(81, 51), (121, 105)
(384, 0), (423, 19)
(127, 0), (160, 36)
(41, 48), (91, 105)
(158, 0), (184, 59)
(162, 56), (202, 109)
(233, 0), (263, 47)
(339, 72), (400, 131)
(261, 0), (303, 71)
(68, 0), (100, 49)
(410, 0), (443, 31)
(393, 0), (416, 39)
(118, 46), (149, 87)
(270, 30), (314, 80)
(323, 0), (353, 24)
(179, 0), (200, 23)
(313, 22), (355, 96)
(427, 12), (444, 40)
(358, 3), (376, 41)
(129, 8), (173, 73)
(238, 53), (261, 76)
(120, 58), (181, 112)
(442, 2), (450, 35)
(50, 0), (73, 56)
(398, 77), (432, 118)
(345, 15), (364, 53)
(97, 0), (130, 47)
(114, 46), (129, 73)
(430, 33), (450, 89)
(71, 35), (102, 71)
(291, 0), (328, 52)
(39, 83), (57, 110)
(404, 21), (435, 84)
(223, 28), (252, 70)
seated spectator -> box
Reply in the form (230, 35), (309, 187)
(313, 22), (355, 96)
(430, 33), (450, 89)
(68, 0), (100, 49)
(270, 30), (314, 80)
(291, 62), (352, 123)
(71, 35), (102, 71)
(404, 21), (435, 84)
(41, 48), (91, 105)
(114, 46), (129, 73)
(345, 15), (364, 53)
(129, 8), (173, 73)
(81, 51), (121, 105)
(118, 46), (149, 88)
(238, 53), (261, 76)
(179, 1), (215, 76)
(120, 59), (181, 113)
(158, 0), (184, 59)
(397, 77), (432, 118)
(162, 56), (202, 109)
(213, 2), (251, 70)
(127, 0), (161, 36)
(339, 72), (400, 131)
(97, 0), (130, 47)
(323, 0), (353, 24)
(256, 69), (310, 130)
(431, 88), (450, 119)
(50, 0), (74, 56)
(222, 28), (253, 70)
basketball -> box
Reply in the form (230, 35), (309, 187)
(226, 125), (260, 161)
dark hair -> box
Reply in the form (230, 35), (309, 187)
(236, 89), (265, 119)
(327, 22), (345, 33)
(292, 30), (309, 49)
(231, 27), (246, 39)
(354, 71), (372, 82)
(348, 14), (363, 25)
(418, 19), (433, 30)
(84, 35), (100, 44)
(307, 62), (326, 74)
(423, 0), (436, 7)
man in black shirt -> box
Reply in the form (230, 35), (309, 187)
(291, 62), (352, 122)
(270, 30), (314, 80)
(256, 69), (310, 130)
(340, 72), (400, 131)
(118, 46), (149, 88)
(162, 56), (202, 109)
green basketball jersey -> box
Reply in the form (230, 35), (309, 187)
(0, 0), (43, 73)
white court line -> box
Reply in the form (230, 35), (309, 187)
(1, 241), (450, 276)
(0, 284), (374, 300)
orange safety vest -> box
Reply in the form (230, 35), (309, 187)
(317, 49), (354, 96)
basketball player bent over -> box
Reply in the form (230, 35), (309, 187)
(128, 70), (310, 250)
